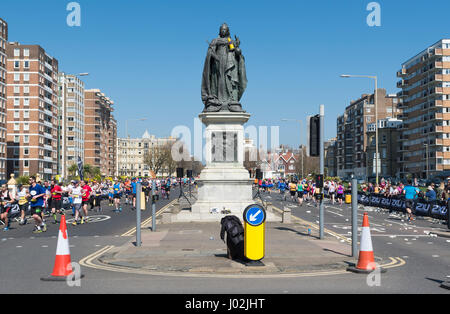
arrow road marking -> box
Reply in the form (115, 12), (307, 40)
(249, 209), (262, 222)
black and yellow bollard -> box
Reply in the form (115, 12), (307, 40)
(243, 204), (266, 266)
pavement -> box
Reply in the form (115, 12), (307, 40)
(90, 218), (393, 278)
(429, 228), (450, 238)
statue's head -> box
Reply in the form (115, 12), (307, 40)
(219, 23), (230, 38)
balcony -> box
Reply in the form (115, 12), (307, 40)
(397, 68), (407, 77)
(434, 48), (443, 56)
(397, 79), (408, 88)
(434, 62), (443, 69)
(397, 90), (408, 98)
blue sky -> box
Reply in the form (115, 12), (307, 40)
(2, 0), (450, 148)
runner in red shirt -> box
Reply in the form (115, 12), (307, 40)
(50, 179), (63, 224)
(80, 181), (92, 223)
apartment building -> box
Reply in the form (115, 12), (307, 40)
(6, 43), (59, 180)
(117, 130), (176, 177)
(336, 89), (401, 180)
(397, 39), (450, 178)
(84, 89), (116, 177)
(57, 73), (85, 179)
(325, 138), (337, 177)
(108, 117), (117, 177)
(0, 19), (7, 181)
(366, 118), (403, 179)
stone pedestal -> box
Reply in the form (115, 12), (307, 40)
(175, 111), (279, 222)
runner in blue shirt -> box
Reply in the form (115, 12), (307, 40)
(131, 178), (137, 210)
(403, 179), (419, 222)
(113, 180), (122, 213)
(278, 179), (288, 201)
(27, 176), (47, 233)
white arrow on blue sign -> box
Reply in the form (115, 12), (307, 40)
(244, 205), (266, 226)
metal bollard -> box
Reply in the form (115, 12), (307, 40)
(152, 180), (156, 232)
(351, 177), (358, 257)
(136, 183), (142, 247)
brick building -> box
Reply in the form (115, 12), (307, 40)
(84, 89), (116, 177)
(336, 89), (401, 180)
(6, 43), (59, 180)
(397, 39), (450, 178)
(0, 19), (7, 181)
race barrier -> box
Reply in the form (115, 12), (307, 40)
(356, 192), (448, 221)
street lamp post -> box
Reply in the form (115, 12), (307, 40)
(340, 74), (379, 185)
(281, 119), (304, 179)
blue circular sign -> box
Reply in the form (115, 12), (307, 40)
(243, 204), (266, 227)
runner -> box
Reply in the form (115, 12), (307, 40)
(113, 180), (123, 213)
(70, 181), (83, 225)
(289, 181), (297, 203)
(50, 179), (63, 224)
(403, 179), (419, 222)
(336, 182), (345, 206)
(296, 181), (304, 206)
(328, 181), (336, 204)
(80, 181), (92, 223)
(278, 179), (287, 201)
(17, 184), (29, 225)
(91, 181), (103, 212)
(131, 178), (137, 210)
(165, 179), (171, 199)
(0, 185), (14, 231)
(27, 176), (47, 233)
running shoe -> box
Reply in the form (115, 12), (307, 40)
(42, 224), (47, 232)
(33, 227), (42, 234)
(3, 227), (9, 231)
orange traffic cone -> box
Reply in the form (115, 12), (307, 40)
(41, 215), (83, 281)
(347, 212), (386, 274)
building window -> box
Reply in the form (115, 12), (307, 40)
(14, 48), (20, 57)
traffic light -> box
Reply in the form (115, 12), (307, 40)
(309, 114), (320, 157)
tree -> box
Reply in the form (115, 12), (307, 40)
(144, 144), (173, 177)
(68, 164), (78, 177)
(295, 146), (319, 178)
(243, 146), (261, 176)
